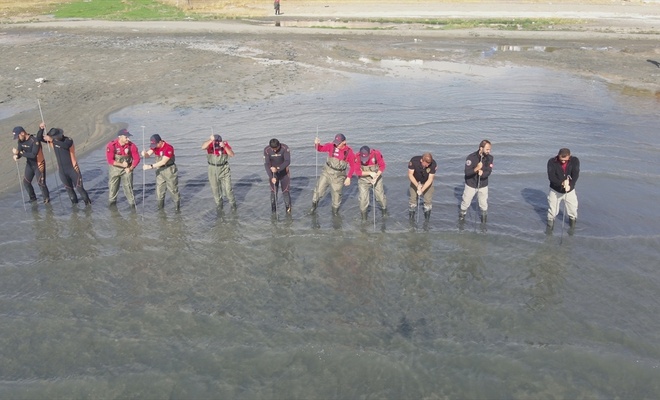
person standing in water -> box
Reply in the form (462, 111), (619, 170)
(44, 127), (91, 206)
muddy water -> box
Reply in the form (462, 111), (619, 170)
(1, 61), (659, 398)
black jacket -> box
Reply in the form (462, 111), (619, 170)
(464, 151), (493, 189)
(547, 156), (579, 193)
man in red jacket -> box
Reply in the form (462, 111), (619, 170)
(106, 128), (140, 207)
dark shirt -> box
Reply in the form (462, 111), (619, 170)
(408, 156), (438, 184)
(51, 136), (76, 170)
(547, 156), (580, 193)
(464, 151), (493, 188)
(264, 143), (291, 178)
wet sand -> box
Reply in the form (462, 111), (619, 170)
(1, 1), (660, 195)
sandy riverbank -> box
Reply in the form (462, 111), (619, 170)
(1, 1), (659, 195)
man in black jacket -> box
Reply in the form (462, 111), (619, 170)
(459, 140), (493, 223)
(11, 124), (50, 204)
(546, 148), (580, 233)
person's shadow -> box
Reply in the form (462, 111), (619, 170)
(233, 173), (262, 205)
(521, 188), (547, 223)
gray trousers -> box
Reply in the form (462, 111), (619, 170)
(547, 188), (578, 221)
(358, 176), (386, 212)
(409, 183), (434, 212)
(155, 164), (180, 203)
(108, 166), (135, 205)
(460, 184), (488, 212)
(312, 167), (346, 209)
(208, 164), (235, 207)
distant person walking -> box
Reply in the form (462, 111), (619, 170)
(310, 133), (354, 215)
(351, 145), (387, 219)
(264, 138), (291, 214)
(106, 128), (140, 207)
(274, 0), (281, 15)
(459, 140), (493, 223)
(202, 134), (236, 210)
(11, 124), (50, 204)
(408, 152), (437, 221)
(143, 134), (180, 211)
(44, 128), (91, 206)
(546, 147), (579, 233)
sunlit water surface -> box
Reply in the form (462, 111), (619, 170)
(1, 60), (659, 398)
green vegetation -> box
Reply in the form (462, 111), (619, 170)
(52, 0), (187, 20)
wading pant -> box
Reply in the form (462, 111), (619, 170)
(208, 164), (235, 207)
(108, 166), (135, 205)
(409, 183), (434, 212)
(156, 164), (180, 204)
(60, 165), (90, 204)
(270, 170), (291, 209)
(312, 167), (346, 210)
(358, 176), (386, 212)
(23, 159), (50, 202)
(460, 184), (488, 212)
(547, 188), (578, 221)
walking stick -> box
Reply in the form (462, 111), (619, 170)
(38, 99), (64, 210)
(416, 187), (421, 224)
(474, 154), (483, 232)
(315, 126), (319, 181)
(15, 160), (27, 213)
(141, 125), (146, 220)
(372, 182), (376, 231)
(211, 127), (221, 209)
(274, 176), (279, 220)
(560, 197), (566, 245)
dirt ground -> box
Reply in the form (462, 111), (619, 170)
(1, 1), (659, 194)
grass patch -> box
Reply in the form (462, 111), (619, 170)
(53, 0), (187, 20)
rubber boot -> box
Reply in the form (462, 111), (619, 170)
(285, 203), (292, 214)
(568, 217), (576, 236)
(65, 188), (78, 204)
(157, 199), (165, 210)
(175, 200), (181, 211)
(381, 208), (388, 217)
(361, 210), (368, 221)
(459, 209), (466, 221)
(332, 207), (340, 216)
(231, 202), (237, 211)
(310, 201), (318, 214)
(424, 209), (431, 221)
(545, 219), (554, 235)
(271, 201), (277, 214)
(480, 211), (487, 223)
(409, 209), (416, 220)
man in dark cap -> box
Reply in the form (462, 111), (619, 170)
(264, 138), (291, 214)
(106, 128), (140, 207)
(11, 123), (50, 204)
(311, 133), (354, 215)
(351, 145), (387, 220)
(546, 147), (580, 234)
(408, 152), (437, 221)
(143, 134), (180, 211)
(202, 134), (236, 210)
(459, 140), (493, 223)
(44, 127), (91, 205)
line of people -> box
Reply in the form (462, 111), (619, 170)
(11, 125), (580, 232)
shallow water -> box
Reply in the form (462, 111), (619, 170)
(1, 60), (659, 398)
